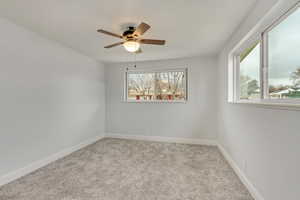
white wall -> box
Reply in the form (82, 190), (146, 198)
(217, 0), (300, 200)
(0, 18), (105, 178)
(105, 57), (218, 140)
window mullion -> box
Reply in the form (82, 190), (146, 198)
(125, 71), (129, 101)
(260, 33), (264, 99)
(235, 55), (241, 101)
(261, 32), (269, 99)
(154, 72), (158, 100)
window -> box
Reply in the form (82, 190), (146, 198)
(125, 69), (187, 102)
(239, 42), (261, 100)
(267, 6), (300, 99)
(232, 2), (300, 105)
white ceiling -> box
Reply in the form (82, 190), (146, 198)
(0, 0), (257, 62)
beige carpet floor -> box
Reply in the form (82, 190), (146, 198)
(0, 138), (253, 200)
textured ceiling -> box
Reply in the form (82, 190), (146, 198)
(0, 0), (257, 62)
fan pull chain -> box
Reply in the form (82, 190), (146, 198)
(126, 52), (137, 71)
(134, 51), (137, 68)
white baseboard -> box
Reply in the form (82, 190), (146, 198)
(217, 144), (264, 200)
(105, 133), (217, 146)
(0, 135), (104, 187)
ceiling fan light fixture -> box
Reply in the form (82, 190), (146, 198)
(98, 22), (165, 52)
(123, 41), (140, 52)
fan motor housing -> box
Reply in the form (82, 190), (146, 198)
(123, 27), (136, 39)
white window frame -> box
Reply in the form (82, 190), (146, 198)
(230, 1), (300, 108)
(124, 68), (188, 103)
(234, 39), (262, 101)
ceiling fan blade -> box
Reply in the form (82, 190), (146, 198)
(104, 42), (124, 48)
(140, 39), (165, 45)
(133, 22), (151, 36)
(97, 29), (123, 39)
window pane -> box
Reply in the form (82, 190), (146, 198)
(155, 71), (186, 100)
(239, 42), (261, 100)
(127, 70), (187, 101)
(127, 72), (155, 100)
(268, 7), (300, 99)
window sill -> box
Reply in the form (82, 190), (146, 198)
(123, 100), (187, 104)
(232, 100), (300, 111)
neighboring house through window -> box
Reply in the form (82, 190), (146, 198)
(125, 69), (187, 102)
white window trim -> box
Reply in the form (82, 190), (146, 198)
(124, 67), (188, 103)
(229, 1), (300, 109)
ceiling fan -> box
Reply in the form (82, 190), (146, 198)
(97, 22), (166, 53)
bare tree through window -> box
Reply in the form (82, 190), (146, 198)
(127, 70), (187, 101)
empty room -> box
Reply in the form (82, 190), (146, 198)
(0, 0), (299, 199)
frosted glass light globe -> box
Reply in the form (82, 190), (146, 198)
(123, 41), (140, 52)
